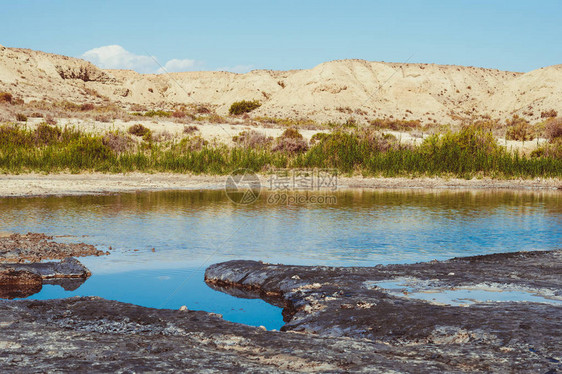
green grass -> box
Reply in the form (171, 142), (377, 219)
(0, 123), (560, 178)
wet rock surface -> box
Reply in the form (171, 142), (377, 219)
(0, 250), (559, 373)
(0, 297), (458, 373)
(0, 232), (106, 262)
(0, 257), (92, 279)
(206, 250), (562, 372)
(0, 257), (91, 299)
(0, 233), (97, 299)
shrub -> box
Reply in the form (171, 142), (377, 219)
(34, 123), (62, 145)
(183, 125), (199, 134)
(207, 113), (225, 123)
(505, 116), (533, 141)
(370, 118), (421, 131)
(0, 92), (12, 104)
(195, 105), (211, 114)
(175, 136), (208, 152)
(44, 116), (57, 125)
(421, 127), (500, 156)
(272, 137), (309, 154)
(15, 113), (28, 122)
(279, 128), (303, 140)
(128, 124), (151, 137)
(229, 100), (261, 115)
(545, 118), (562, 141)
(541, 109), (558, 118)
(102, 132), (133, 153)
(144, 110), (171, 117)
(310, 132), (329, 145)
(232, 130), (272, 149)
(531, 138), (562, 159)
(80, 103), (95, 111)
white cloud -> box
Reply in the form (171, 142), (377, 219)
(216, 64), (255, 74)
(81, 45), (158, 73)
(81, 45), (202, 74)
(157, 58), (199, 73)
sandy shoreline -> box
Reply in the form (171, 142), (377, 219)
(0, 173), (560, 197)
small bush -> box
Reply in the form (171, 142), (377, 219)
(531, 138), (562, 159)
(310, 132), (329, 145)
(34, 123), (62, 145)
(279, 128), (303, 140)
(370, 118), (421, 131)
(128, 124), (151, 137)
(229, 100), (261, 115)
(15, 113), (28, 122)
(175, 136), (208, 152)
(0, 92), (13, 104)
(80, 103), (95, 111)
(272, 128), (308, 153)
(144, 110), (171, 117)
(541, 109), (558, 118)
(195, 106), (211, 114)
(44, 116), (57, 125)
(102, 132), (133, 153)
(183, 125), (199, 134)
(232, 130), (272, 149)
(207, 113), (225, 123)
(505, 116), (533, 141)
(545, 118), (562, 141)
(272, 137), (309, 154)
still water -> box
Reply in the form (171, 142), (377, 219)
(1, 189), (561, 329)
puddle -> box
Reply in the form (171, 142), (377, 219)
(366, 279), (562, 306)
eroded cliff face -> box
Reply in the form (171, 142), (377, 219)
(1, 45), (561, 124)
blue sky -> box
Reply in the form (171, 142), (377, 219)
(2, 0), (561, 73)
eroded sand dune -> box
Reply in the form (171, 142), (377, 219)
(0, 44), (561, 124)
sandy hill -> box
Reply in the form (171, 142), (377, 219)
(0, 44), (560, 124)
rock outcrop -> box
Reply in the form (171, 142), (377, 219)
(205, 250), (562, 372)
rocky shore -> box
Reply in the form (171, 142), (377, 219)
(0, 249), (560, 372)
(0, 233), (102, 299)
(205, 250), (562, 372)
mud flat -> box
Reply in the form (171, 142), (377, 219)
(0, 250), (559, 372)
(0, 173), (560, 198)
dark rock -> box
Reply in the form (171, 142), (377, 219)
(0, 257), (91, 279)
(0, 297), (454, 373)
(0, 258), (91, 299)
(206, 250), (562, 372)
(0, 232), (106, 262)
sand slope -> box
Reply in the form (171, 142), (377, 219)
(0, 45), (560, 124)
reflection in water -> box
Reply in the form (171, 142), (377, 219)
(0, 275), (88, 299)
(0, 283), (42, 299)
(0, 189), (560, 329)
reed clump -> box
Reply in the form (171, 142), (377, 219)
(0, 123), (559, 177)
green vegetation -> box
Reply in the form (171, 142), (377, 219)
(0, 122), (560, 178)
(505, 116), (534, 141)
(229, 100), (261, 115)
(143, 110), (171, 117)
